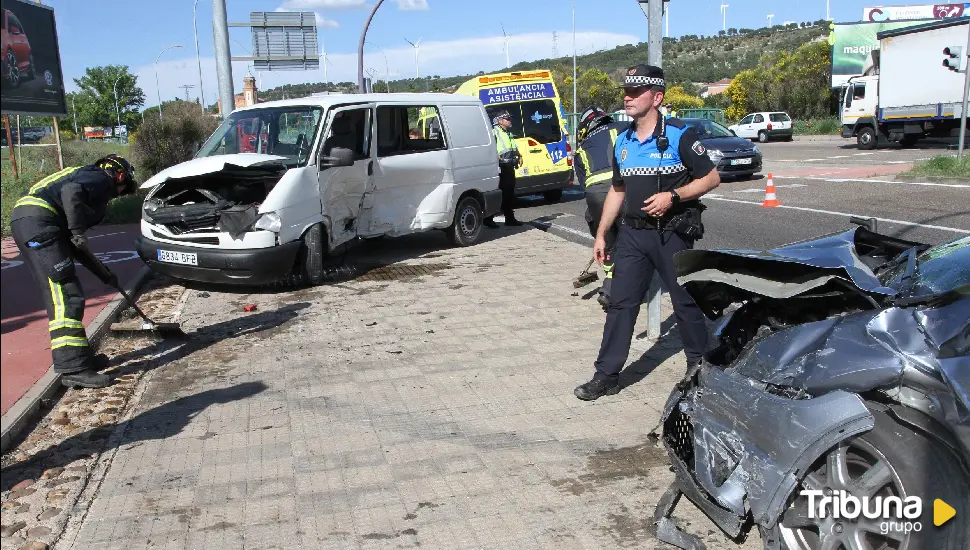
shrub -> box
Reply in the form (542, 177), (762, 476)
(131, 102), (220, 178)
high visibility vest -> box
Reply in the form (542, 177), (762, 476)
(493, 125), (517, 156)
(576, 126), (620, 187)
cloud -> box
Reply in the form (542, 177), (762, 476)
(279, 0), (365, 8)
(396, 0), (429, 9)
(314, 13), (340, 28)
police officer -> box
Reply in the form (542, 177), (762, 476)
(484, 109), (524, 228)
(574, 64), (720, 401)
(574, 106), (626, 309)
(10, 154), (137, 389)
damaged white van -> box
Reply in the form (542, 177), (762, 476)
(135, 94), (502, 285)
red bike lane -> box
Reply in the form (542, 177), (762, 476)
(1, 224), (143, 415)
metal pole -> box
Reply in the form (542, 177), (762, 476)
(194, 0), (206, 110)
(53, 117), (63, 169)
(16, 115), (22, 171)
(959, 21), (970, 159)
(365, 41), (391, 92)
(648, 0), (663, 67)
(113, 74), (123, 141)
(571, 0), (577, 114)
(4, 116), (18, 179)
(155, 44), (183, 122)
(70, 95), (78, 135)
(358, 0), (388, 93)
(212, 0), (235, 117)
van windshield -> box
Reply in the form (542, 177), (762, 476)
(197, 106), (324, 167)
(486, 100), (563, 144)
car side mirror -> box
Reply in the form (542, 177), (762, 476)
(320, 147), (355, 169)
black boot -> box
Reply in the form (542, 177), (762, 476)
(61, 369), (111, 389)
(92, 353), (111, 371)
(574, 377), (619, 401)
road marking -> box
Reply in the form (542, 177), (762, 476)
(816, 177), (969, 188)
(827, 155), (850, 159)
(802, 158), (826, 162)
(531, 221), (592, 240)
(703, 196), (969, 234)
(89, 232), (127, 240)
(853, 153), (876, 156)
(733, 184), (807, 193)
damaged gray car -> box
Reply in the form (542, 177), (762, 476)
(652, 226), (969, 550)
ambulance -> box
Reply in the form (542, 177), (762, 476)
(453, 70), (572, 202)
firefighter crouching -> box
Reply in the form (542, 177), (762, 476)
(574, 106), (627, 310)
(10, 154), (137, 389)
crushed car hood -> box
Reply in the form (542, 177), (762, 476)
(140, 154), (288, 189)
(676, 227), (920, 317)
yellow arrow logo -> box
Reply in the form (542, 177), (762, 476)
(934, 499), (956, 527)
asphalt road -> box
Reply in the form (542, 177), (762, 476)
(511, 139), (968, 253)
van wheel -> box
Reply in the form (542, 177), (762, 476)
(298, 223), (326, 285)
(758, 131), (769, 143)
(447, 195), (483, 247)
(857, 127), (878, 150)
(543, 189), (564, 203)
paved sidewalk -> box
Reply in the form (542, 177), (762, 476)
(5, 227), (762, 549)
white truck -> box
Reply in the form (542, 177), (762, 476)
(841, 18), (968, 149)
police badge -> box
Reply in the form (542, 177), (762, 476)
(620, 148), (628, 162)
(691, 141), (706, 156)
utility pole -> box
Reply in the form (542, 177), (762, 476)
(648, 0), (663, 67)
(960, 21), (970, 158)
(212, 0), (235, 117)
(180, 84), (196, 101)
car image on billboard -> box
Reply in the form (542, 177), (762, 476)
(0, 0), (66, 116)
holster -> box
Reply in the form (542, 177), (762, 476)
(665, 203), (706, 240)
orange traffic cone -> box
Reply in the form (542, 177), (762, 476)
(761, 174), (781, 207)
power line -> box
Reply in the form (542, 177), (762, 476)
(179, 84), (196, 101)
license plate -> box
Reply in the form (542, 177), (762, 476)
(730, 158), (753, 165)
(157, 249), (198, 266)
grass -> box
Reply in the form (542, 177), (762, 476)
(792, 118), (842, 136)
(2, 141), (142, 236)
(904, 155), (970, 180)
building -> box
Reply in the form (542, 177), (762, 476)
(217, 76), (260, 115)
(699, 78), (732, 98)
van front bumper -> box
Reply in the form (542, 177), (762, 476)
(135, 235), (301, 285)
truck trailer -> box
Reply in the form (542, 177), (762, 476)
(841, 18), (969, 149)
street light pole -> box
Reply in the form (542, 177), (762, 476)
(570, 0), (576, 116)
(365, 41), (391, 92)
(113, 74), (123, 142)
(193, 0), (206, 110)
(155, 44), (184, 122)
(358, 0), (388, 92)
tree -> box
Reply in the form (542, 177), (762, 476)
(73, 65), (145, 135)
(663, 86), (704, 111)
(576, 68), (622, 113)
(131, 101), (219, 177)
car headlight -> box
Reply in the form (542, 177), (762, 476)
(254, 212), (281, 233)
(752, 145), (761, 155)
(706, 149), (724, 162)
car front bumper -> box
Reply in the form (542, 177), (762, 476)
(135, 235), (301, 285)
(714, 154), (762, 177)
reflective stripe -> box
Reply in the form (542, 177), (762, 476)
(14, 196), (58, 214)
(48, 279), (65, 321)
(609, 128), (618, 146)
(577, 147), (590, 173)
(49, 319), (85, 331)
(29, 166), (81, 194)
(603, 262), (614, 279)
(585, 171), (613, 186)
(621, 164), (686, 176)
(51, 335), (89, 349)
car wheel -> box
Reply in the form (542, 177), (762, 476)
(6, 51), (19, 88)
(296, 223), (327, 286)
(758, 131), (769, 143)
(543, 189), (564, 203)
(766, 407), (969, 550)
(447, 195), (483, 247)
(857, 127), (878, 150)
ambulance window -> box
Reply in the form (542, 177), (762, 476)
(488, 100), (562, 144)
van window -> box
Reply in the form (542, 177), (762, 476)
(740, 115), (754, 125)
(486, 100), (562, 144)
(753, 114), (765, 124)
(769, 113), (790, 122)
(322, 108), (371, 160)
(377, 105), (446, 157)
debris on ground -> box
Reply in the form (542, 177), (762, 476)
(242, 304), (257, 312)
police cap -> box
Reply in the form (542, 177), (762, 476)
(619, 64), (666, 91)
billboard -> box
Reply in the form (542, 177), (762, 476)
(863, 4), (969, 21)
(0, 0), (67, 116)
(830, 20), (925, 87)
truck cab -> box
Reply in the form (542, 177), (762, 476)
(840, 76), (881, 149)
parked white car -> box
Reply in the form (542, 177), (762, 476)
(728, 111), (793, 143)
(135, 94), (502, 286)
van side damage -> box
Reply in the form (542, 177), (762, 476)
(651, 228), (970, 549)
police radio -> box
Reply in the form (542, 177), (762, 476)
(656, 118), (669, 154)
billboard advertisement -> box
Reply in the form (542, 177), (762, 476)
(863, 4), (969, 21)
(0, 0), (67, 116)
(830, 20), (925, 87)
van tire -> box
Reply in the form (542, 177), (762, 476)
(447, 195), (483, 247)
(543, 189), (564, 203)
(298, 223), (327, 285)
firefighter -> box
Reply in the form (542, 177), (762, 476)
(484, 109), (523, 228)
(574, 106), (626, 310)
(10, 154), (137, 388)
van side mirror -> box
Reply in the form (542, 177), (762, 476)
(320, 147), (355, 168)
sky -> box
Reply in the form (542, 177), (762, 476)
(36, 0), (927, 109)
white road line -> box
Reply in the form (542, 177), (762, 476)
(802, 158), (826, 162)
(827, 155), (850, 159)
(853, 153), (876, 156)
(819, 178), (969, 188)
(733, 184), (807, 193)
(531, 220), (592, 240)
(703, 196), (969, 234)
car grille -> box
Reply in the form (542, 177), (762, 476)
(664, 405), (695, 468)
(152, 230), (219, 246)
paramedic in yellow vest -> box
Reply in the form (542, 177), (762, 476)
(9, 155), (137, 389)
(484, 109), (524, 227)
(574, 107), (626, 309)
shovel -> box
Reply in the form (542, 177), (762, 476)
(572, 258), (599, 288)
(75, 244), (185, 337)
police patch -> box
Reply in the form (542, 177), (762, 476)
(691, 141), (706, 156)
(627, 67), (636, 75)
(620, 147), (628, 162)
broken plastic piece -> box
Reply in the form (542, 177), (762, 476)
(242, 304), (258, 312)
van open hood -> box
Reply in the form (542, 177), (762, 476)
(140, 154), (287, 190)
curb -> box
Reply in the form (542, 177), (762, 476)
(792, 135), (843, 142)
(894, 174), (970, 185)
(0, 265), (152, 453)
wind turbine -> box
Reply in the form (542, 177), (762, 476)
(405, 37), (421, 79)
(720, 3), (729, 33)
(767, 13), (774, 27)
(501, 23), (511, 68)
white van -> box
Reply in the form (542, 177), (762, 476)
(135, 94), (502, 285)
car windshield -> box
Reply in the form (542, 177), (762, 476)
(197, 106), (324, 168)
(879, 236), (970, 296)
(685, 119), (734, 139)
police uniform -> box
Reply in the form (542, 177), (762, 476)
(485, 112), (522, 226)
(575, 116), (626, 304)
(576, 64), (717, 400)
(9, 159), (131, 384)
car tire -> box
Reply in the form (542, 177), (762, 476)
(857, 127), (878, 150)
(543, 189), (564, 203)
(447, 195), (483, 247)
(6, 51), (19, 88)
(758, 131), (769, 143)
(765, 406), (969, 550)
(297, 223), (327, 286)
